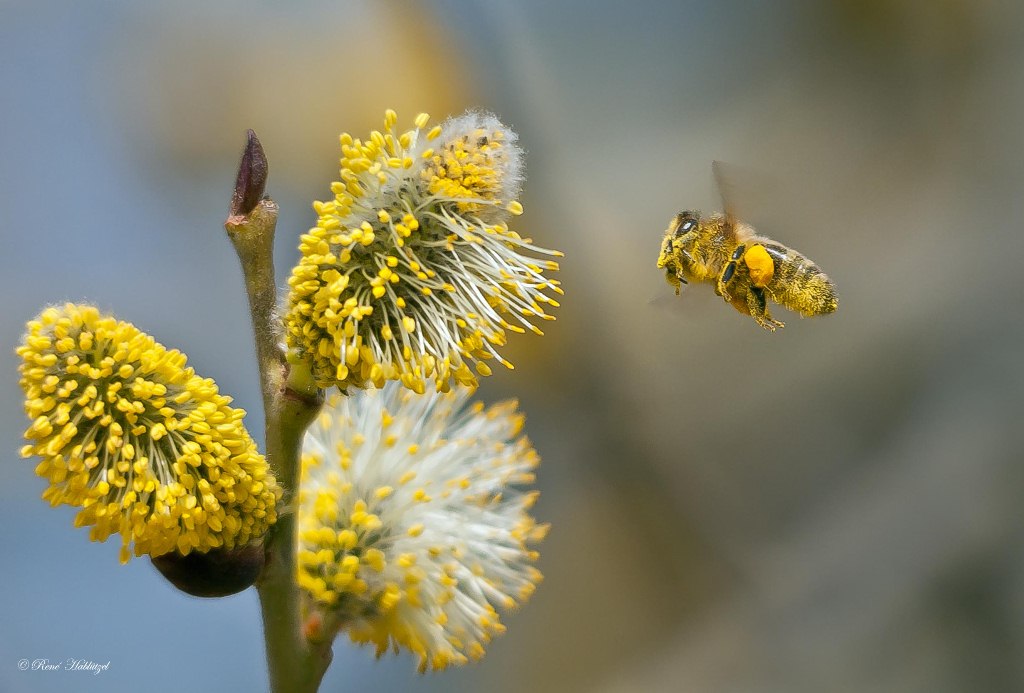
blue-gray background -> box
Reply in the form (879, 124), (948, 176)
(3, 1), (1024, 691)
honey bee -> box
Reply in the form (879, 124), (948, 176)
(656, 163), (837, 331)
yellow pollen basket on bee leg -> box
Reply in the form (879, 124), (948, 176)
(744, 244), (774, 288)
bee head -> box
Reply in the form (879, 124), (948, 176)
(656, 239), (673, 268)
(657, 214), (691, 287)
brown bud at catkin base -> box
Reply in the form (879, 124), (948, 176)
(152, 544), (266, 598)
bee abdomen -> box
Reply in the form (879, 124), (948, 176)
(764, 244), (838, 317)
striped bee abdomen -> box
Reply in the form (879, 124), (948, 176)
(762, 243), (838, 316)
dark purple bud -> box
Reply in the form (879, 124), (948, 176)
(229, 129), (269, 216)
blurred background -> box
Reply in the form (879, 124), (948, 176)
(2, 1), (1024, 691)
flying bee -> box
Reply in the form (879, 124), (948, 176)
(656, 163), (838, 331)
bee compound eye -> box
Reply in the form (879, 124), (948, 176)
(673, 213), (697, 235)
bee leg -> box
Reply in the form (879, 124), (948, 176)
(747, 286), (785, 331)
(717, 260), (739, 301)
(664, 268), (686, 295)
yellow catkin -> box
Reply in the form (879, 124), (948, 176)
(284, 109), (561, 394)
(296, 386), (545, 671)
(17, 304), (281, 563)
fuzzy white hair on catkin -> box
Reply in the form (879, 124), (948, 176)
(439, 110), (524, 204)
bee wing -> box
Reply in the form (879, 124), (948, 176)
(712, 160), (739, 224)
(711, 160), (783, 231)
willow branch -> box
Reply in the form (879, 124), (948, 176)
(224, 130), (329, 693)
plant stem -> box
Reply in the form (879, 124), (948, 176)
(256, 374), (327, 693)
(225, 136), (330, 692)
